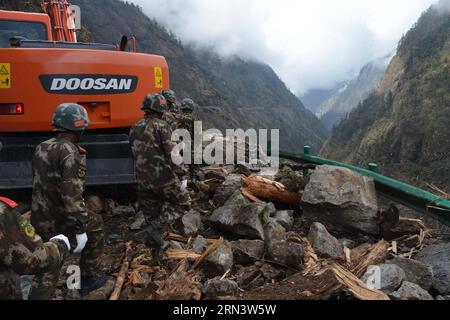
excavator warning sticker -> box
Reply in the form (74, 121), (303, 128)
(154, 67), (163, 89)
(0, 63), (11, 89)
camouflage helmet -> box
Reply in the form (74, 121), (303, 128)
(141, 93), (167, 113)
(180, 98), (195, 112)
(51, 103), (89, 132)
(160, 89), (177, 104)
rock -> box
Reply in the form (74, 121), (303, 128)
(202, 277), (239, 299)
(266, 241), (304, 269)
(181, 210), (203, 236)
(388, 257), (433, 290)
(202, 241), (234, 278)
(301, 165), (379, 236)
(275, 166), (306, 192)
(415, 243), (450, 295)
(191, 235), (208, 253)
(112, 205), (135, 217)
(129, 212), (146, 231)
(308, 222), (343, 259)
(273, 210), (294, 231)
(339, 238), (357, 249)
(258, 263), (285, 281)
(169, 241), (184, 250)
(390, 281), (433, 300)
(208, 191), (274, 240)
(361, 264), (405, 294)
(213, 174), (243, 206)
(235, 265), (263, 289)
(86, 195), (104, 214)
(264, 219), (286, 243)
(231, 240), (265, 265)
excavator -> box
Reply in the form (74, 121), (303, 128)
(0, 0), (170, 189)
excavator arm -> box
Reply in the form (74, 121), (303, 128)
(41, 0), (77, 42)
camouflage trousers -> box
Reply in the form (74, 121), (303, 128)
(28, 213), (105, 300)
(0, 269), (23, 300)
(137, 184), (191, 253)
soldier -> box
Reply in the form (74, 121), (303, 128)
(161, 89), (180, 130)
(178, 98), (200, 182)
(30, 103), (107, 299)
(0, 196), (70, 300)
(129, 94), (191, 261)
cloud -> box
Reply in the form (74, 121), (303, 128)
(130, 0), (438, 95)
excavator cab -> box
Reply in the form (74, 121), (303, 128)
(0, 19), (48, 47)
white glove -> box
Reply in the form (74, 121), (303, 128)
(50, 234), (71, 251)
(180, 179), (188, 190)
(73, 233), (88, 253)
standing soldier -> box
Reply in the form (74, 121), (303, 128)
(179, 98), (200, 182)
(129, 94), (191, 261)
(0, 195), (70, 300)
(0, 197), (70, 300)
(30, 103), (107, 299)
(161, 89), (180, 130)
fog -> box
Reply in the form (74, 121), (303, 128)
(130, 0), (439, 95)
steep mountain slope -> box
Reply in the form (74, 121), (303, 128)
(300, 85), (345, 113)
(316, 56), (391, 130)
(0, 0), (327, 151)
(321, 2), (450, 189)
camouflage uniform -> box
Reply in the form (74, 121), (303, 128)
(29, 136), (105, 299)
(129, 115), (191, 235)
(0, 199), (68, 300)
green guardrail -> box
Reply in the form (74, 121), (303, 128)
(279, 146), (450, 227)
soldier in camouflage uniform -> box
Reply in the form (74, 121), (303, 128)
(161, 89), (180, 130)
(129, 94), (191, 260)
(29, 103), (107, 299)
(178, 98), (200, 181)
(0, 196), (70, 300)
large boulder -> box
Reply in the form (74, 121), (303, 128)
(361, 264), (405, 294)
(388, 257), (433, 290)
(208, 191), (274, 240)
(213, 174), (244, 206)
(308, 222), (343, 259)
(201, 241), (234, 278)
(390, 281), (433, 301)
(415, 243), (450, 295)
(301, 165), (379, 236)
(231, 240), (265, 265)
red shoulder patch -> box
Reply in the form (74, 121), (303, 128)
(0, 196), (18, 209)
(77, 145), (87, 154)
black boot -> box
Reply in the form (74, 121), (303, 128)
(145, 225), (168, 262)
(80, 274), (109, 296)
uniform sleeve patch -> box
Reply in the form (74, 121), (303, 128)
(20, 217), (36, 239)
(77, 165), (87, 179)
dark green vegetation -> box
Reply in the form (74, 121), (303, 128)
(0, 0), (327, 151)
(322, 4), (450, 190)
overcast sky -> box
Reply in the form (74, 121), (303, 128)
(130, 0), (438, 95)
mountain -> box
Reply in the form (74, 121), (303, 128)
(300, 85), (346, 113)
(316, 56), (391, 130)
(321, 1), (450, 189)
(0, 0), (327, 151)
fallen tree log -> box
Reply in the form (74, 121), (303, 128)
(241, 175), (302, 206)
(109, 241), (133, 300)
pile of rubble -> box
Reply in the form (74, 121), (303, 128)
(57, 163), (449, 300)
